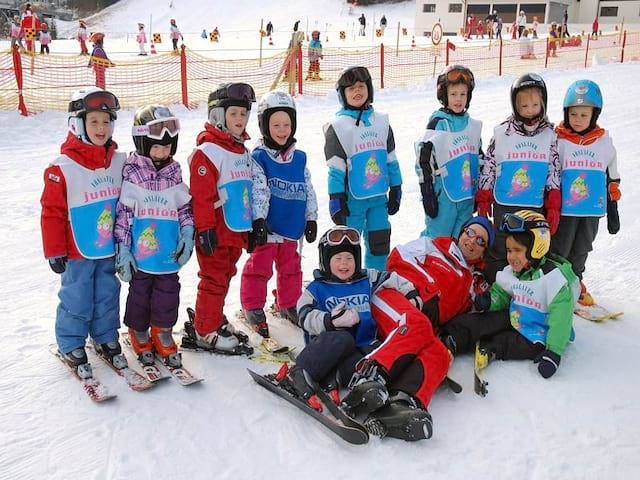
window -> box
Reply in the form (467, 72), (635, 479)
(600, 7), (618, 17)
(449, 4), (462, 13)
(423, 4), (436, 13)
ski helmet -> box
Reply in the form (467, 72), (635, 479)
(436, 64), (475, 110)
(318, 226), (362, 278)
(562, 79), (603, 133)
(207, 82), (256, 130)
(89, 32), (104, 43)
(510, 73), (547, 124)
(257, 90), (297, 151)
(132, 105), (180, 159)
(336, 66), (373, 109)
(68, 87), (120, 144)
(500, 210), (550, 260)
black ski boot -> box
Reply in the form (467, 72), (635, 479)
(341, 360), (389, 417)
(277, 364), (322, 411)
(279, 307), (299, 326)
(244, 309), (269, 338)
(93, 339), (128, 369)
(364, 391), (433, 441)
(60, 347), (88, 368)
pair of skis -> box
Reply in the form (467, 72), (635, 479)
(574, 303), (623, 322)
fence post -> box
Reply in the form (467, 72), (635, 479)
(380, 43), (385, 90)
(498, 38), (503, 76)
(446, 39), (450, 65)
(544, 37), (549, 69)
(621, 31), (627, 63)
(180, 45), (188, 108)
(584, 35), (590, 69)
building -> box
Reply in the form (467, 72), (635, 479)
(415, 0), (640, 37)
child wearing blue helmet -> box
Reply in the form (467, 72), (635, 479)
(323, 66), (403, 271)
(550, 79), (621, 306)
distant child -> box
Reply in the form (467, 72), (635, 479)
(201, 29), (207, 39)
(88, 32), (114, 90)
(39, 22), (51, 54)
(240, 90), (318, 333)
(519, 29), (535, 59)
(182, 82), (256, 354)
(591, 18), (599, 39)
(416, 65), (481, 239)
(169, 18), (183, 52)
(11, 15), (23, 50)
(475, 20), (484, 39)
(115, 105), (194, 368)
(41, 87), (126, 373)
(550, 80), (621, 306)
(441, 210), (579, 379)
(284, 226), (435, 441)
(306, 30), (323, 80)
(548, 23), (559, 57)
(136, 22), (147, 55)
(476, 73), (561, 282)
(323, 66), (402, 271)
(531, 16), (539, 39)
(77, 19), (88, 55)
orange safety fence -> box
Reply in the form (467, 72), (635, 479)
(2, 30), (639, 115)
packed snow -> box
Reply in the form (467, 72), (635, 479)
(2, 1), (640, 479)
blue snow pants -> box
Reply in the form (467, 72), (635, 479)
(422, 177), (474, 239)
(346, 193), (390, 271)
(55, 258), (121, 354)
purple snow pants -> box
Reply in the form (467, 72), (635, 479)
(123, 271), (180, 330)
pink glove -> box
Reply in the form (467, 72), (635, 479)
(476, 189), (493, 218)
(544, 189), (561, 235)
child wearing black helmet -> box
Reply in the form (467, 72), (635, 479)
(550, 80), (621, 306)
(323, 66), (403, 271)
(183, 82), (257, 355)
(477, 72), (561, 283)
(41, 87), (126, 373)
(441, 210), (579, 379)
(416, 64), (483, 239)
(114, 105), (194, 368)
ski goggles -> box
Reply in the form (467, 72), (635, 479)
(446, 67), (474, 86)
(337, 66), (371, 87)
(500, 213), (548, 233)
(69, 90), (120, 114)
(325, 226), (361, 246)
(131, 117), (180, 139)
(209, 83), (256, 108)
(463, 227), (488, 247)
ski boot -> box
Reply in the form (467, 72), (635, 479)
(182, 309), (253, 355)
(320, 371), (340, 405)
(151, 325), (182, 368)
(128, 328), (155, 366)
(364, 391), (433, 441)
(244, 309), (269, 338)
(276, 363), (322, 412)
(341, 360), (389, 418)
(279, 307), (299, 326)
(93, 339), (128, 370)
(60, 347), (88, 368)
(578, 280), (595, 306)
(313, 72), (322, 81)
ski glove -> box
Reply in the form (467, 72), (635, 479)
(331, 302), (360, 328)
(115, 244), (137, 282)
(608, 182), (621, 202)
(198, 229), (217, 256)
(252, 218), (268, 246)
(387, 186), (402, 216)
(175, 225), (195, 266)
(418, 143), (438, 218)
(544, 189), (561, 235)
(534, 349), (561, 379)
(476, 189), (493, 218)
(48, 256), (67, 274)
(304, 220), (317, 243)
(607, 200), (620, 235)
(329, 193), (350, 225)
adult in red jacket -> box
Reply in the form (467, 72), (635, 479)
(343, 217), (494, 440)
(185, 82), (257, 354)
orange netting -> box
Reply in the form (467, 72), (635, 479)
(1, 30), (639, 114)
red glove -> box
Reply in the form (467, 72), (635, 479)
(476, 189), (493, 218)
(544, 189), (561, 235)
(608, 182), (621, 201)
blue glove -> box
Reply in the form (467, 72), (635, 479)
(198, 229), (217, 256)
(534, 350), (561, 379)
(329, 193), (349, 225)
(48, 256), (67, 274)
(176, 226), (195, 266)
(387, 186), (402, 215)
(304, 220), (317, 243)
(115, 243), (137, 282)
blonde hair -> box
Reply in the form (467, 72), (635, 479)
(516, 87), (543, 111)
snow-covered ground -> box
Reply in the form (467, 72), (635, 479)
(2, 1), (640, 479)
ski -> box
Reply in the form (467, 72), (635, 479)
(87, 343), (155, 392)
(474, 342), (489, 397)
(442, 375), (463, 394)
(121, 333), (171, 383)
(247, 368), (369, 445)
(182, 307), (254, 356)
(154, 352), (203, 386)
(235, 309), (290, 354)
(49, 345), (116, 402)
(575, 304), (623, 322)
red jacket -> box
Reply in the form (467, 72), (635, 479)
(189, 122), (250, 248)
(386, 236), (487, 324)
(40, 132), (119, 259)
